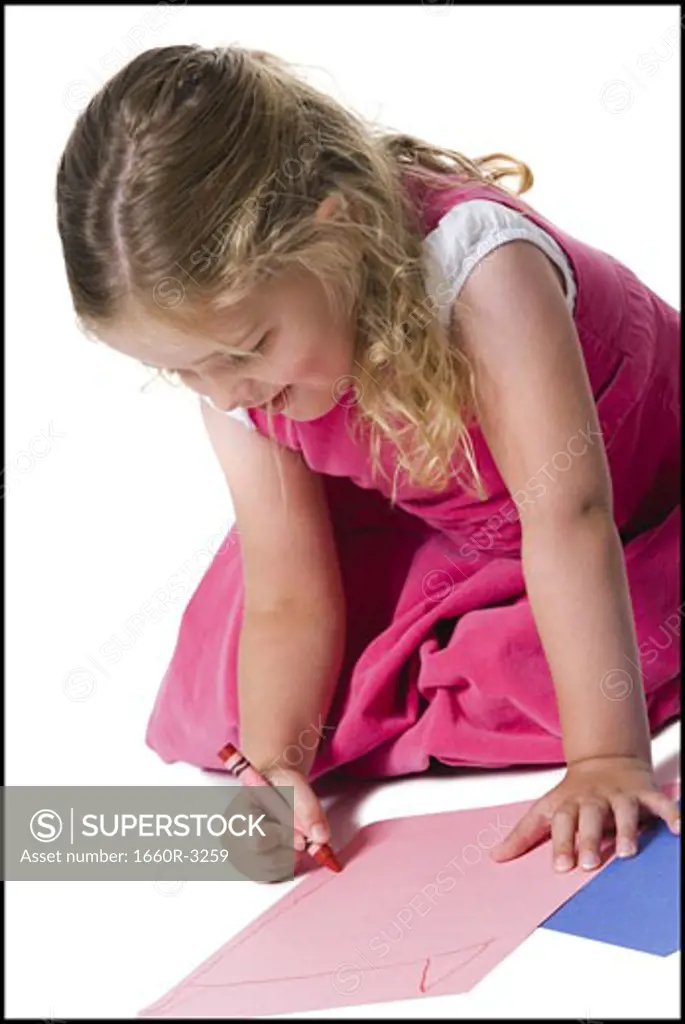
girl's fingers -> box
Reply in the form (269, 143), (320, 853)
(245, 777), (300, 832)
(638, 789), (681, 835)
(577, 800), (608, 870)
(229, 815), (298, 882)
(551, 803), (578, 871)
(244, 817), (295, 855)
(609, 794), (640, 857)
(490, 805), (550, 861)
(265, 766), (331, 847)
(290, 773), (331, 846)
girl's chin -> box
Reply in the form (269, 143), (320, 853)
(268, 386), (341, 422)
(250, 385), (292, 413)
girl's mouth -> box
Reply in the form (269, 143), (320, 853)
(266, 386), (291, 411)
(250, 386), (292, 412)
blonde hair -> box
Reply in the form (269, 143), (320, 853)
(56, 44), (534, 505)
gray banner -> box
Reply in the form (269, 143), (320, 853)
(2, 786), (297, 881)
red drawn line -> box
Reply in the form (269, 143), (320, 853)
(420, 939), (496, 993)
(146, 875), (334, 1013)
(188, 940), (496, 991)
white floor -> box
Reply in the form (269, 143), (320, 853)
(6, 708), (680, 1018)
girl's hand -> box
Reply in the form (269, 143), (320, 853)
(490, 755), (680, 872)
(231, 764), (332, 883)
(263, 762), (333, 870)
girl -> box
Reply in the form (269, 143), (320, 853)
(56, 44), (680, 876)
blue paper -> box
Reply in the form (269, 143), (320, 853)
(541, 804), (681, 956)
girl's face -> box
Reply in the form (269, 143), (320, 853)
(98, 268), (357, 421)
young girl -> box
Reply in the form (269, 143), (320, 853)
(56, 44), (680, 875)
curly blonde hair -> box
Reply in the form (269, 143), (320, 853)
(56, 43), (534, 505)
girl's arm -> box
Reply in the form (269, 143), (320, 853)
(452, 240), (679, 867)
(201, 401), (346, 775)
(239, 603), (345, 777)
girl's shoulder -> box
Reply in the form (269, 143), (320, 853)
(422, 195), (577, 321)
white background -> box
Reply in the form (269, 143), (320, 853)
(6, 3), (681, 1018)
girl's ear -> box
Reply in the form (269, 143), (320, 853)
(315, 193), (366, 232)
(314, 194), (343, 222)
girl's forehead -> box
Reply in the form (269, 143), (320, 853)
(97, 302), (258, 368)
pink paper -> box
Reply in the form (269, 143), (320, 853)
(140, 795), (624, 1017)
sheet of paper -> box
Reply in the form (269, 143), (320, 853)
(139, 797), (616, 1017)
(542, 785), (680, 956)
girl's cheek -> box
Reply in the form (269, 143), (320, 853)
(277, 350), (309, 381)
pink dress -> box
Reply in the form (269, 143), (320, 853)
(145, 174), (681, 781)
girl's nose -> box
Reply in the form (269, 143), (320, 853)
(196, 369), (265, 411)
(199, 380), (240, 412)
(202, 381), (265, 412)
(201, 394), (237, 413)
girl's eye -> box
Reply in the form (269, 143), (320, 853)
(160, 335), (270, 381)
(214, 334), (269, 369)
(251, 333), (269, 357)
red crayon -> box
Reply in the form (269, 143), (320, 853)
(217, 742), (342, 873)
